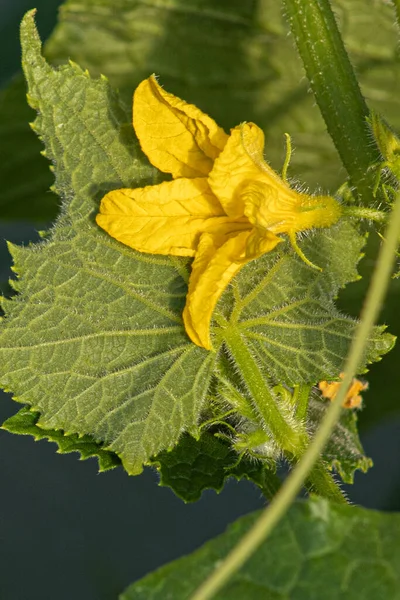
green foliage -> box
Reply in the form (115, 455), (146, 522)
(152, 391), (374, 501)
(152, 395), (372, 500)
(2, 407), (120, 471)
(0, 12), (392, 487)
(0, 11), (214, 475)
(44, 0), (400, 191)
(153, 432), (280, 503)
(214, 221), (392, 383)
(2, 0), (400, 220)
(369, 111), (400, 188)
(2, 2), (400, 598)
(307, 395), (372, 484)
(121, 496), (400, 599)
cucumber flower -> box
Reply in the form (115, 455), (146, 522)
(96, 76), (341, 350)
(319, 373), (368, 409)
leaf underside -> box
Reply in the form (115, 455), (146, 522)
(152, 431), (281, 503)
(2, 407), (120, 471)
(307, 394), (373, 484)
(214, 221), (392, 383)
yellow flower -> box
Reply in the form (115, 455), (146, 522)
(318, 373), (368, 409)
(96, 76), (342, 350)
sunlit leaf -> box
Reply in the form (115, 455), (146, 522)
(0, 12), (214, 475)
(214, 221), (393, 383)
(0, 12), (392, 484)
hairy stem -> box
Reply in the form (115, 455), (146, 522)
(304, 459), (345, 503)
(190, 192), (400, 600)
(293, 384), (311, 421)
(282, 0), (380, 203)
(393, 0), (400, 30)
(224, 331), (343, 501)
(343, 206), (388, 223)
(224, 330), (304, 453)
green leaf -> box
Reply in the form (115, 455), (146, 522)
(2, 407), (120, 471)
(0, 75), (57, 221)
(0, 12), (393, 487)
(121, 497), (400, 599)
(307, 394), (372, 484)
(214, 221), (394, 383)
(152, 431), (281, 503)
(0, 11), (213, 475)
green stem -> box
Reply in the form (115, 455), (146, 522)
(293, 383), (311, 421)
(305, 460), (345, 503)
(190, 193), (400, 600)
(224, 330), (304, 453)
(343, 206), (388, 223)
(282, 0), (380, 203)
(224, 331), (342, 501)
(393, 0), (400, 30)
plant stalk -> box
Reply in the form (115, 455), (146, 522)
(224, 330), (304, 453)
(393, 0), (400, 31)
(224, 330), (344, 502)
(304, 459), (345, 502)
(282, 0), (380, 203)
(343, 206), (388, 223)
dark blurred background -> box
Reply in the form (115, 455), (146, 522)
(1, 2), (400, 599)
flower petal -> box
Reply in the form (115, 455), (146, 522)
(209, 121), (342, 233)
(318, 373), (368, 409)
(96, 178), (247, 256)
(208, 122), (282, 218)
(183, 230), (254, 350)
(242, 179), (295, 231)
(133, 76), (229, 179)
(242, 180), (342, 234)
(244, 228), (282, 260)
